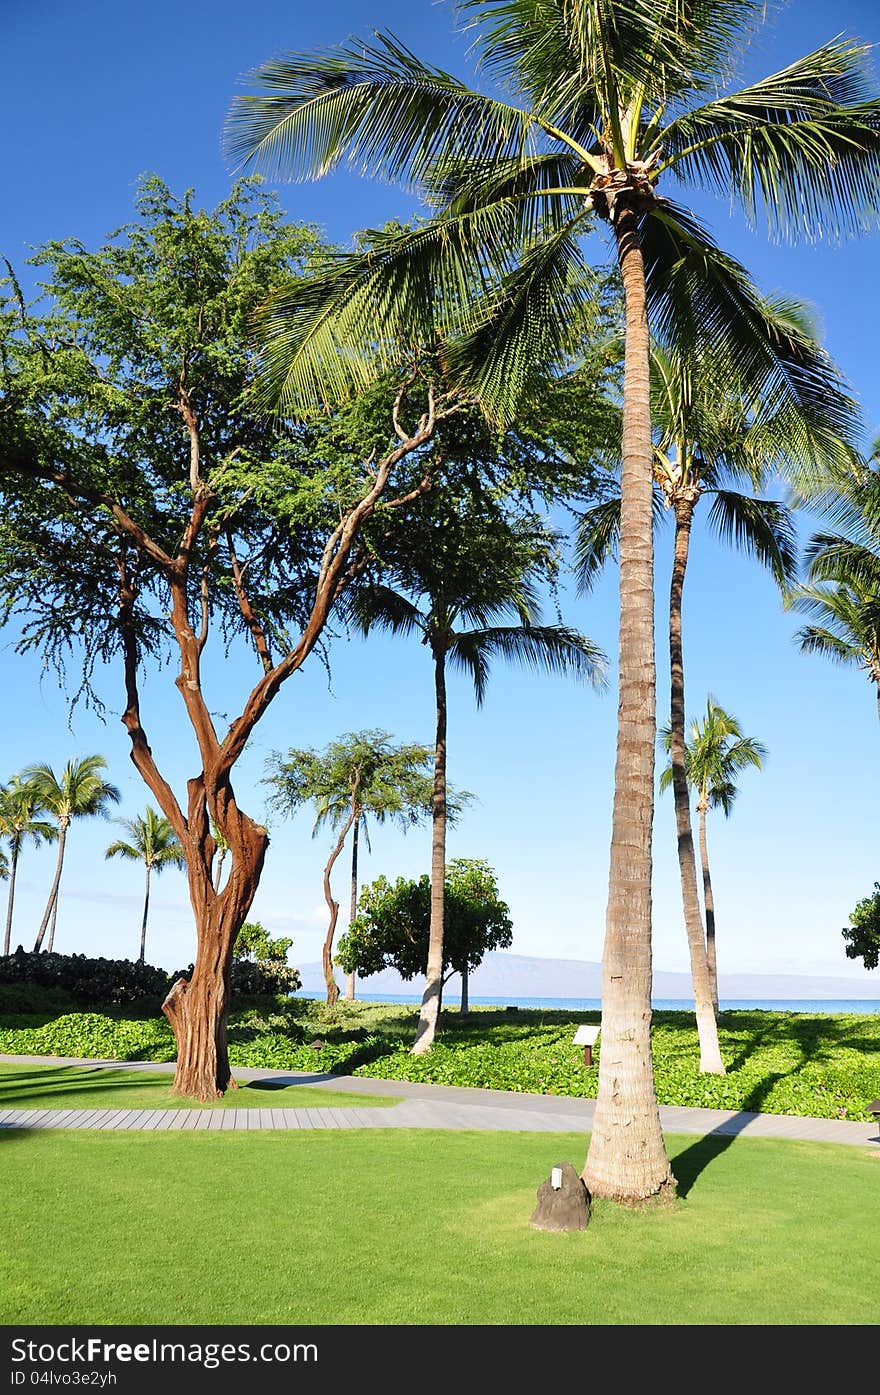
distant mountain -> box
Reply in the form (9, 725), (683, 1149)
(297, 951), (880, 1001)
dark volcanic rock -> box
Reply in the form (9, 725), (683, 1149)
(530, 1162), (591, 1232)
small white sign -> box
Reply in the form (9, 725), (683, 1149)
(551, 1167), (563, 1190)
(573, 1025), (601, 1047)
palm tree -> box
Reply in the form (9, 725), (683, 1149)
(788, 464), (880, 720)
(0, 776), (56, 955)
(227, 1), (880, 1201)
(577, 309), (852, 1072)
(264, 731), (436, 1006)
(25, 756), (121, 953)
(105, 806), (186, 964)
(349, 499), (604, 1053)
(660, 699), (765, 1011)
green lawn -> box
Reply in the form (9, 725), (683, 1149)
(1, 1127), (876, 1324)
(0, 1063), (399, 1111)
(2, 999), (878, 1120)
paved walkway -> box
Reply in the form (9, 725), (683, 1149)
(1, 1054), (877, 1146)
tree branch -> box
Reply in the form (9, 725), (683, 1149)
(227, 528), (273, 675)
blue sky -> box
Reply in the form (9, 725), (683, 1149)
(2, 0), (879, 989)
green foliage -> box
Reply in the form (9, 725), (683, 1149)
(0, 949), (171, 1007)
(842, 884), (880, 971)
(232, 921), (293, 964)
(659, 697), (765, 815)
(105, 806), (185, 873)
(337, 859), (513, 982)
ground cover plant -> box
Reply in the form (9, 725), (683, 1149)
(0, 1063), (398, 1111)
(1, 1127), (876, 1325)
(1, 1000), (877, 1122)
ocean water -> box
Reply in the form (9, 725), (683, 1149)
(292, 990), (880, 1015)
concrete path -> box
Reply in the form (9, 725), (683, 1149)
(1, 1054), (877, 1147)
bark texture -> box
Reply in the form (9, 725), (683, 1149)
(668, 504), (724, 1073)
(3, 840), (19, 956)
(582, 201), (676, 1203)
(321, 810), (356, 1008)
(33, 824), (67, 953)
(413, 645), (448, 1054)
(698, 802), (719, 1013)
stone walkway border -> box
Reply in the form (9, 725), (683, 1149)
(1, 1054), (877, 1146)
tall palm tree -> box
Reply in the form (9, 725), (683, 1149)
(105, 806), (186, 964)
(264, 732), (436, 1005)
(227, 0), (880, 1201)
(577, 309), (852, 1072)
(25, 756), (121, 953)
(349, 499), (604, 1052)
(0, 776), (56, 955)
(788, 464), (880, 720)
(660, 698), (765, 1011)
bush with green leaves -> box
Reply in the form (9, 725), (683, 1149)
(0, 949), (171, 1006)
(842, 884), (880, 971)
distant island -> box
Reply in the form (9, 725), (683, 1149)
(297, 950), (880, 1001)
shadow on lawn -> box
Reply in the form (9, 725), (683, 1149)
(670, 1114), (759, 1198)
(0, 1066), (171, 1108)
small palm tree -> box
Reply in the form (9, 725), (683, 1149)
(348, 499), (604, 1052)
(660, 699), (765, 1011)
(105, 806), (186, 964)
(24, 756), (121, 953)
(788, 464), (880, 721)
(0, 776), (56, 955)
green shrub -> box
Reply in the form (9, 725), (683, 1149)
(0, 949), (171, 1007)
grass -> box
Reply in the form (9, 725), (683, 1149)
(0, 1063), (399, 1111)
(2, 1126), (877, 1324)
(1, 998), (877, 1120)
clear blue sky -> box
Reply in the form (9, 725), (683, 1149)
(2, 1), (879, 989)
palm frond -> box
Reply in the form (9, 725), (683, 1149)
(573, 488), (666, 592)
(659, 39), (880, 242)
(343, 584), (427, 640)
(225, 33), (537, 190)
(706, 490), (797, 587)
(448, 623), (606, 706)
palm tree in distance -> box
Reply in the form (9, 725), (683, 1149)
(577, 305), (853, 1072)
(227, 0), (880, 1201)
(348, 497), (605, 1053)
(25, 756), (121, 953)
(0, 777), (56, 955)
(105, 807), (186, 964)
(264, 731), (437, 1005)
(788, 462), (880, 721)
(660, 699), (765, 1012)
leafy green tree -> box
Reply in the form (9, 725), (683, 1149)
(349, 492), (603, 1051)
(227, 0), (880, 1202)
(842, 885), (880, 971)
(24, 756), (120, 954)
(264, 730), (438, 1005)
(578, 304), (854, 1073)
(788, 463), (880, 721)
(0, 776), (56, 955)
(105, 806), (186, 964)
(337, 858), (513, 1012)
(0, 180), (464, 1099)
(660, 699), (765, 1011)
(232, 921), (293, 964)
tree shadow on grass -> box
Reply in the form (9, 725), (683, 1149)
(671, 1114), (762, 1198)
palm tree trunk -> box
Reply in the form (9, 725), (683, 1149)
(3, 837), (20, 956)
(33, 823), (66, 953)
(46, 891), (60, 954)
(698, 802), (719, 1013)
(460, 963), (469, 1016)
(583, 201), (675, 1204)
(212, 845), (227, 892)
(321, 806), (356, 1007)
(669, 502), (724, 1072)
(139, 864), (152, 965)
(344, 816), (359, 1002)
(413, 645), (448, 1054)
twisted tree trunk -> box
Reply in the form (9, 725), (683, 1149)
(583, 199), (675, 1204)
(413, 644), (448, 1054)
(321, 806), (357, 1008)
(669, 500), (724, 1072)
(698, 800), (719, 1013)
